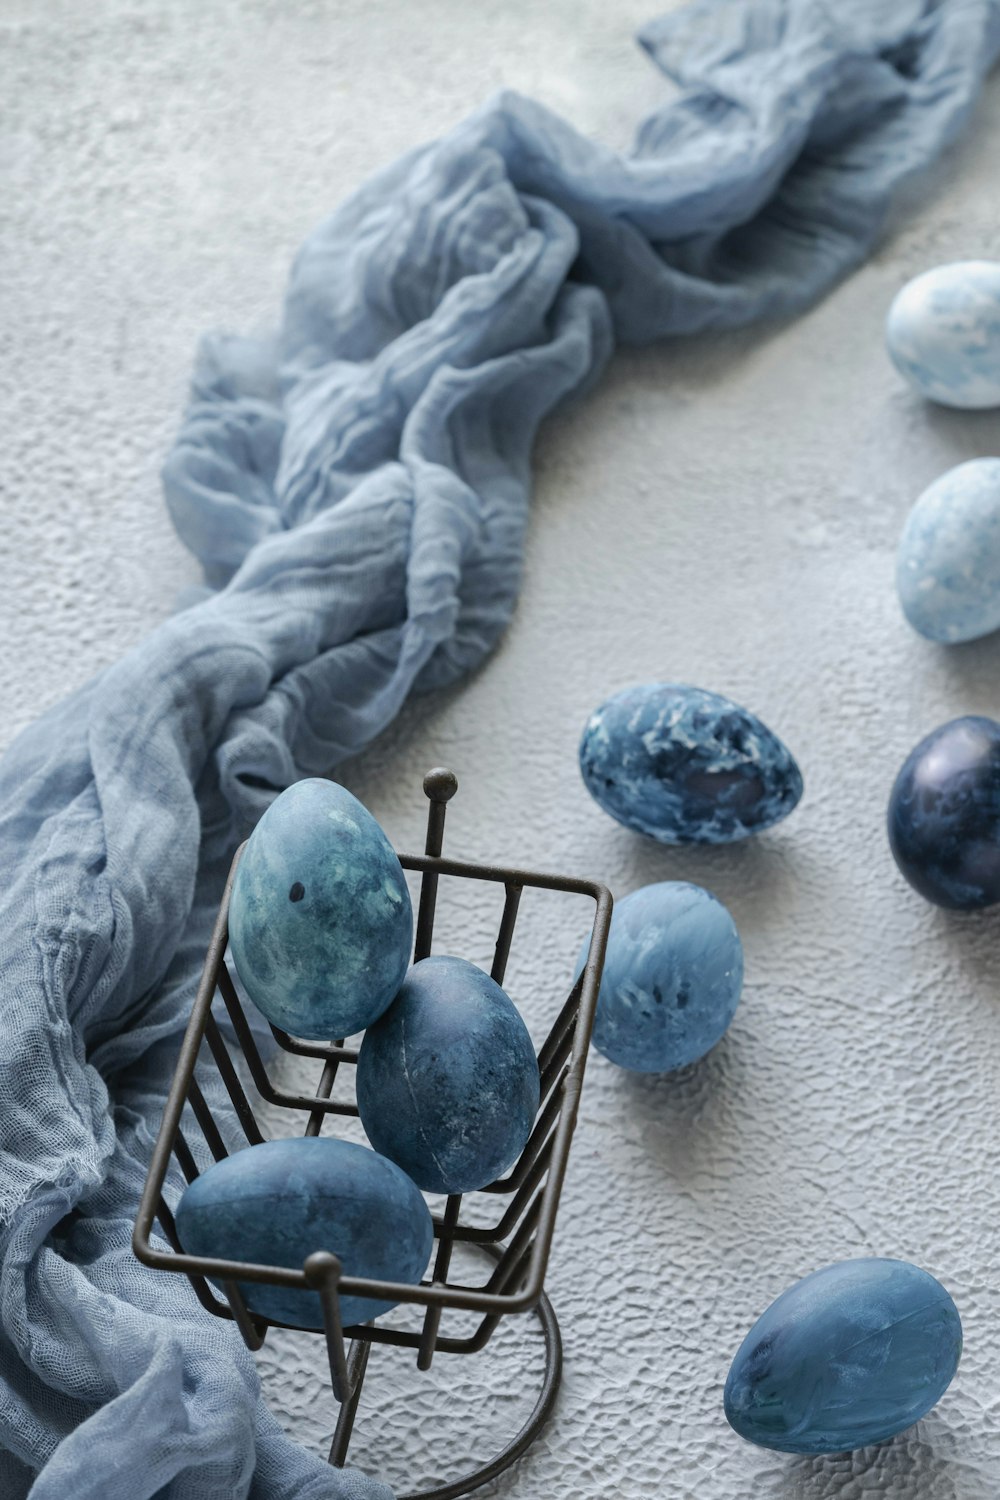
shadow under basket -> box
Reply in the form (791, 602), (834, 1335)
(133, 768), (612, 1499)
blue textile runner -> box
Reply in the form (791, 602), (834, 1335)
(2, 3), (999, 1497)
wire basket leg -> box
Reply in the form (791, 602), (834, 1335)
(328, 1337), (373, 1467)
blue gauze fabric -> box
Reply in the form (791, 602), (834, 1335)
(2, 3), (999, 1498)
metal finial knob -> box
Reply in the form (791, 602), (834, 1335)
(423, 767), (458, 804)
(303, 1250), (342, 1287)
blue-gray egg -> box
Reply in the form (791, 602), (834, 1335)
(577, 882), (743, 1073)
(229, 778), (413, 1039)
(579, 683), (802, 845)
(886, 260), (1000, 409)
(888, 715), (1000, 910)
(174, 1137), (433, 1329)
(725, 1258), (962, 1454)
(897, 459), (1000, 643)
(356, 956), (540, 1194)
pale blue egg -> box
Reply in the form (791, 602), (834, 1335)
(229, 778), (413, 1040)
(725, 1259), (962, 1454)
(886, 260), (1000, 409)
(175, 1138), (434, 1330)
(897, 459), (1000, 643)
(576, 881), (743, 1073)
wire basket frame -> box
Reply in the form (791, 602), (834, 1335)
(133, 768), (612, 1497)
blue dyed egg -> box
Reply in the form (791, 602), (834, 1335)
(174, 1138), (433, 1330)
(888, 715), (1000, 910)
(579, 683), (802, 845)
(229, 778), (413, 1039)
(356, 956), (539, 1194)
(897, 459), (1000, 643)
(886, 260), (1000, 409)
(578, 882), (743, 1073)
(725, 1259), (962, 1454)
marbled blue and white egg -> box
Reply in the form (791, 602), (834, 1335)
(725, 1259), (962, 1455)
(175, 1137), (434, 1330)
(886, 261), (1000, 409)
(357, 956), (540, 1194)
(579, 683), (802, 845)
(897, 459), (1000, 643)
(229, 778), (413, 1040)
(577, 882), (743, 1073)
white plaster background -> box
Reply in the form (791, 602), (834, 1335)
(3, 2), (1000, 1497)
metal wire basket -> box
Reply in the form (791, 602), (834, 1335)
(133, 768), (612, 1499)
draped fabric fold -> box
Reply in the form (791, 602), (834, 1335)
(1, 4), (998, 1497)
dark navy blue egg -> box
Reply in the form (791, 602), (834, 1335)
(725, 1259), (962, 1455)
(579, 683), (802, 845)
(888, 716), (1000, 910)
(576, 881), (742, 1072)
(174, 1138), (433, 1330)
(356, 956), (540, 1195)
(229, 778), (413, 1039)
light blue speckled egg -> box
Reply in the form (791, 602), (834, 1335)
(576, 882), (743, 1073)
(175, 1137), (434, 1330)
(229, 778), (413, 1040)
(579, 683), (802, 845)
(356, 956), (540, 1194)
(886, 261), (1000, 409)
(897, 459), (1000, 643)
(725, 1259), (962, 1455)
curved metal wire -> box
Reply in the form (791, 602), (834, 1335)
(399, 1250), (562, 1500)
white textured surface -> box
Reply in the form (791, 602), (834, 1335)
(3, 3), (1000, 1496)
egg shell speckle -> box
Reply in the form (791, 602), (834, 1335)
(174, 1137), (434, 1330)
(577, 881), (743, 1073)
(886, 260), (1000, 409)
(897, 458), (1000, 643)
(725, 1258), (962, 1455)
(356, 955), (540, 1194)
(228, 778), (413, 1040)
(579, 682), (802, 845)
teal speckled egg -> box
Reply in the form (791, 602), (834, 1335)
(175, 1137), (433, 1330)
(229, 778), (413, 1039)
